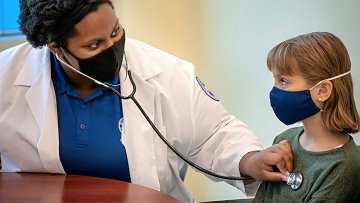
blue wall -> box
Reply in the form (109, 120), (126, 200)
(0, 0), (20, 34)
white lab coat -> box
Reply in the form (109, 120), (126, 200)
(0, 38), (263, 202)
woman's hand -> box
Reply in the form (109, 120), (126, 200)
(239, 140), (293, 181)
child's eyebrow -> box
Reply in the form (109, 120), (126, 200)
(272, 71), (282, 77)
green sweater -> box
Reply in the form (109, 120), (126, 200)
(252, 127), (360, 203)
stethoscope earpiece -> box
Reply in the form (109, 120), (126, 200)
(286, 171), (303, 190)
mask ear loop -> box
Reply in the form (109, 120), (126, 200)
(309, 70), (351, 112)
(309, 70), (351, 91)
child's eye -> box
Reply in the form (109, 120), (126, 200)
(280, 78), (288, 87)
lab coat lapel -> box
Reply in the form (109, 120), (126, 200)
(15, 47), (64, 173)
(120, 46), (162, 190)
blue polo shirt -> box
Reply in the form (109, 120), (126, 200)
(51, 54), (131, 182)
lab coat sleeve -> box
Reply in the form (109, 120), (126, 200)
(187, 74), (263, 196)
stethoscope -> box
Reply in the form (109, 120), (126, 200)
(55, 52), (303, 189)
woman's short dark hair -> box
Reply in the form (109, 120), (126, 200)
(18, 0), (113, 48)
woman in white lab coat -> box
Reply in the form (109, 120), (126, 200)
(0, 0), (293, 202)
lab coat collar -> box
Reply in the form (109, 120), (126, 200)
(124, 38), (162, 81)
(14, 45), (49, 87)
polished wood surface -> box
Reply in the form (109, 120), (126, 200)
(0, 172), (180, 203)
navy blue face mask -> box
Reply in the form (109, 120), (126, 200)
(269, 71), (351, 125)
(270, 87), (320, 125)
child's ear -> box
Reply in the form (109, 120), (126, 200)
(315, 80), (333, 102)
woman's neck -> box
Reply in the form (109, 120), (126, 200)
(61, 65), (98, 100)
(300, 113), (349, 152)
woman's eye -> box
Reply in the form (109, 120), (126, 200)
(111, 26), (120, 37)
(87, 41), (100, 49)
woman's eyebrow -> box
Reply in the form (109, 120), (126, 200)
(111, 20), (120, 32)
(82, 20), (120, 45)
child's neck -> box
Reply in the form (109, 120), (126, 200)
(300, 113), (349, 152)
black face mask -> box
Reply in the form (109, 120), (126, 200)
(64, 32), (125, 83)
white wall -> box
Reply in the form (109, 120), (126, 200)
(117, 0), (360, 202)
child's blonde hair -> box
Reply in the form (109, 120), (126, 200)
(267, 32), (359, 134)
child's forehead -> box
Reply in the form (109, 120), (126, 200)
(272, 69), (294, 76)
(270, 58), (301, 76)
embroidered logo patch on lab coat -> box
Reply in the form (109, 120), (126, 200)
(196, 77), (219, 101)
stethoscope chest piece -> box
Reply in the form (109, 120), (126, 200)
(286, 172), (303, 190)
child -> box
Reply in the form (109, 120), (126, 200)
(253, 32), (360, 202)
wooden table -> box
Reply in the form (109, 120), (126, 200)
(0, 172), (180, 203)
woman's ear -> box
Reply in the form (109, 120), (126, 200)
(315, 80), (333, 103)
(48, 42), (63, 57)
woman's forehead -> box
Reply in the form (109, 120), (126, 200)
(71, 4), (118, 42)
